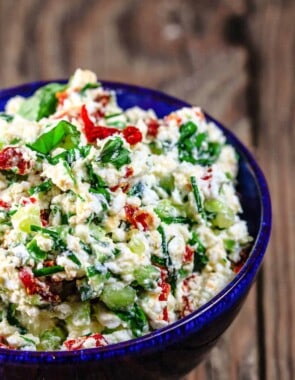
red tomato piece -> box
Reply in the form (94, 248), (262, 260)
(124, 167), (134, 178)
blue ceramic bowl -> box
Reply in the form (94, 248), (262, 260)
(0, 81), (271, 380)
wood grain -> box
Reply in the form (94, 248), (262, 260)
(0, 0), (293, 379)
(248, 2), (295, 379)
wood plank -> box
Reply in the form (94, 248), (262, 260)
(248, 1), (295, 379)
(0, 1), (261, 379)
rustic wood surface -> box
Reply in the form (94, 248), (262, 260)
(0, 0), (293, 379)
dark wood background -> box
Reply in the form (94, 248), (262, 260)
(0, 1), (293, 379)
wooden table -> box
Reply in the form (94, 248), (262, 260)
(0, 1), (293, 379)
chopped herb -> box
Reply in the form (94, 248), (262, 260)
(151, 255), (166, 267)
(18, 83), (66, 121)
(160, 216), (191, 224)
(7, 303), (27, 334)
(27, 239), (47, 261)
(190, 176), (203, 215)
(193, 250), (209, 273)
(116, 304), (148, 337)
(80, 82), (100, 94)
(105, 112), (122, 119)
(63, 161), (76, 184)
(80, 241), (92, 255)
(157, 225), (177, 294)
(0, 112), (14, 122)
(10, 138), (21, 145)
(30, 225), (67, 251)
(128, 182), (144, 198)
(33, 265), (64, 277)
(28, 180), (52, 195)
(99, 137), (131, 169)
(67, 253), (81, 267)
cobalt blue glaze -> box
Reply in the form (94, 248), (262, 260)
(0, 81), (271, 380)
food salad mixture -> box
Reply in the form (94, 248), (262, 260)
(0, 69), (251, 351)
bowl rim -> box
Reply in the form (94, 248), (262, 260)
(0, 80), (272, 364)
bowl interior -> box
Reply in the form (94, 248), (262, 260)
(0, 81), (271, 364)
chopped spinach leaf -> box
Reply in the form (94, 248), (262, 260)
(86, 164), (110, 203)
(193, 250), (209, 273)
(99, 137), (131, 169)
(18, 83), (66, 121)
(28, 120), (80, 155)
(178, 121), (221, 166)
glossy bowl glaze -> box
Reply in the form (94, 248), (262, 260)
(0, 81), (271, 380)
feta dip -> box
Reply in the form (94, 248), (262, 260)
(0, 69), (251, 351)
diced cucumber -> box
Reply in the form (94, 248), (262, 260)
(11, 204), (41, 233)
(128, 233), (145, 254)
(39, 326), (67, 350)
(204, 199), (235, 228)
(154, 200), (178, 220)
(133, 265), (160, 290)
(159, 175), (175, 194)
(67, 302), (91, 327)
(204, 199), (225, 213)
(100, 284), (136, 311)
(212, 211), (235, 229)
(89, 224), (106, 240)
(224, 239), (236, 252)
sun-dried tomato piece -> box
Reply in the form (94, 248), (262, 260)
(147, 119), (160, 138)
(159, 282), (170, 301)
(0, 200), (10, 209)
(122, 126), (142, 145)
(40, 209), (50, 227)
(124, 167), (134, 178)
(63, 333), (107, 351)
(183, 246), (194, 263)
(162, 306), (169, 322)
(0, 147), (31, 175)
(124, 204), (152, 231)
(19, 267), (60, 303)
(81, 105), (119, 143)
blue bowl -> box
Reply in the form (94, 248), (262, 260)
(0, 81), (271, 380)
